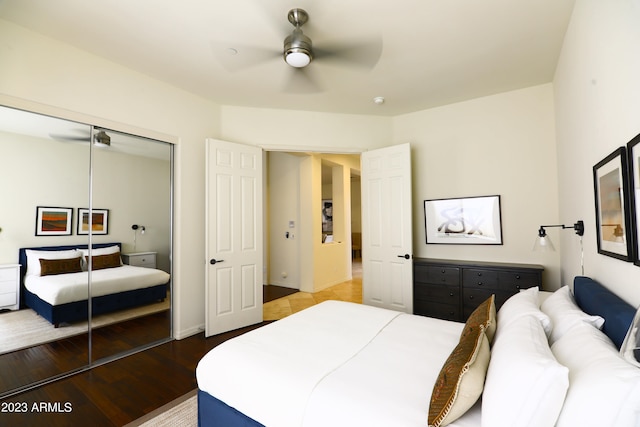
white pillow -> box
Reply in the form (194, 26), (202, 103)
(541, 286), (605, 344)
(496, 287), (552, 338)
(79, 245), (121, 270)
(620, 306), (640, 368)
(482, 315), (569, 427)
(552, 322), (640, 427)
(25, 249), (82, 277)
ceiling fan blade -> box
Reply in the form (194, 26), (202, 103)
(313, 36), (383, 70)
(49, 132), (90, 143)
(211, 41), (281, 72)
(283, 67), (323, 94)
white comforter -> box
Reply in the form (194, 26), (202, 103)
(197, 300), (481, 427)
(24, 265), (170, 305)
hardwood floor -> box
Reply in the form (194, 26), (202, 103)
(0, 262), (363, 426)
(0, 322), (268, 427)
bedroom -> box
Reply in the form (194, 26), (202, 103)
(1, 0), (640, 424)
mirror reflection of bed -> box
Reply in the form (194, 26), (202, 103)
(0, 105), (173, 398)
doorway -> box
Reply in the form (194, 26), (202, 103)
(266, 151), (361, 294)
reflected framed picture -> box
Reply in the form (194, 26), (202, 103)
(35, 206), (73, 236)
(424, 195), (503, 245)
(593, 147), (633, 261)
(77, 208), (109, 235)
(626, 134), (640, 265)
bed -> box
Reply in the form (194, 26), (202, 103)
(196, 276), (640, 427)
(19, 243), (170, 327)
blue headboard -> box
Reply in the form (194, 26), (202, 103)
(18, 242), (122, 281)
(573, 276), (636, 349)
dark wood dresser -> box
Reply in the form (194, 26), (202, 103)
(413, 258), (544, 322)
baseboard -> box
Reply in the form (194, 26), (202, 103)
(174, 324), (205, 340)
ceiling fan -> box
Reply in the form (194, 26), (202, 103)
(215, 8), (382, 92)
(49, 128), (112, 146)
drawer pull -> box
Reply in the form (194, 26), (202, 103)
(441, 269), (446, 273)
(477, 281), (483, 286)
(449, 292), (454, 297)
(516, 274), (521, 279)
(477, 272), (482, 276)
(469, 295), (474, 300)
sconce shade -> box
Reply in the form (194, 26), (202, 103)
(533, 227), (556, 252)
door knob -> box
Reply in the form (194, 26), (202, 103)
(210, 259), (224, 265)
(397, 254), (411, 259)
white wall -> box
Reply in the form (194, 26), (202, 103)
(393, 84), (562, 289)
(554, 0), (640, 306)
(0, 19), (222, 339)
(267, 152), (301, 289)
(1, 16), (571, 337)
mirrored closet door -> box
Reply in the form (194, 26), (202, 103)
(0, 105), (173, 398)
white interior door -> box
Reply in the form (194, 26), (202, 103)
(361, 143), (413, 313)
(205, 138), (263, 337)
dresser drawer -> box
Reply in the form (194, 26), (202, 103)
(425, 266), (460, 285)
(0, 280), (16, 294)
(0, 292), (16, 307)
(414, 300), (461, 322)
(462, 269), (499, 288)
(462, 289), (515, 318)
(498, 271), (540, 291)
(0, 267), (16, 281)
(414, 283), (459, 302)
(122, 253), (157, 268)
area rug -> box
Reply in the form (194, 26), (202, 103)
(0, 297), (170, 354)
(124, 389), (197, 427)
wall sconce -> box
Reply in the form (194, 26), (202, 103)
(533, 220), (584, 252)
(534, 220), (585, 274)
(132, 224), (146, 234)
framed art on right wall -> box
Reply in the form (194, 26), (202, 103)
(626, 133), (640, 265)
(593, 147), (633, 261)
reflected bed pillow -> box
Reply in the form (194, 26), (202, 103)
(39, 257), (83, 276)
(79, 245), (121, 270)
(541, 286), (604, 344)
(86, 252), (122, 271)
(25, 249), (82, 277)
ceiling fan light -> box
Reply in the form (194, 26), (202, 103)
(285, 50), (311, 68)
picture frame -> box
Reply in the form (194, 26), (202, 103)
(626, 133), (640, 265)
(35, 206), (73, 236)
(593, 147), (633, 261)
(77, 208), (109, 235)
(322, 199), (333, 233)
(424, 195), (503, 245)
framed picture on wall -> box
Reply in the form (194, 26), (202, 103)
(77, 208), (109, 235)
(424, 195), (503, 244)
(593, 147), (633, 261)
(626, 133), (640, 265)
(35, 206), (73, 236)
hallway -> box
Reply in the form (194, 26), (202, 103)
(263, 259), (362, 320)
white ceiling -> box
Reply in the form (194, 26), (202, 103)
(0, 0), (576, 117)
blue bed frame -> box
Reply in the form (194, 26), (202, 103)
(196, 275), (638, 427)
(19, 243), (168, 328)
